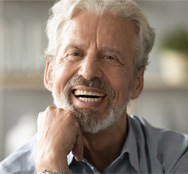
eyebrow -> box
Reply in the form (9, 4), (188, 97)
(65, 43), (88, 51)
(101, 47), (122, 56)
(64, 42), (123, 56)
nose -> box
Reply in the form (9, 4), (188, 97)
(78, 54), (102, 80)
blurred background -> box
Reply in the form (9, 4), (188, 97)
(0, 0), (188, 161)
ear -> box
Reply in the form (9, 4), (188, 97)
(44, 59), (54, 91)
(130, 69), (144, 100)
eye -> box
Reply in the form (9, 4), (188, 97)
(65, 50), (84, 62)
(103, 54), (125, 66)
(104, 55), (115, 61)
(69, 51), (82, 57)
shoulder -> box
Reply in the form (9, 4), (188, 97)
(0, 135), (36, 174)
(129, 115), (188, 172)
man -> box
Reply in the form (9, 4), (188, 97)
(1, 0), (188, 173)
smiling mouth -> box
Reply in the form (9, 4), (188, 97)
(73, 90), (105, 103)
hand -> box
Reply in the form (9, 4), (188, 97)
(35, 106), (83, 172)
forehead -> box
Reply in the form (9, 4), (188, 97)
(59, 11), (136, 52)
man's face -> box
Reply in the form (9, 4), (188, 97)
(45, 12), (143, 133)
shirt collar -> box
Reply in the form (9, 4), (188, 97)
(120, 115), (139, 171)
(67, 115), (139, 171)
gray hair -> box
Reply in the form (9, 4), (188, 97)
(45, 0), (155, 70)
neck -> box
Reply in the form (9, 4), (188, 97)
(83, 113), (129, 172)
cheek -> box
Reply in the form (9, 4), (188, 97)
(107, 69), (133, 106)
(52, 63), (74, 93)
(114, 81), (130, 106)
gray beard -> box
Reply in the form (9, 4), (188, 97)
(67, 102), (126, 133)
(52, 75), (129, 133)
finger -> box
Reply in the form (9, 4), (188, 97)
(37, 106), (56, 128)
(72, 131), (84, 161)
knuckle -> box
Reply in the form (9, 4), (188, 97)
(46, 105), (55, 112)
(56, 108), (64, 115)
(74, 122), (80, 128)
(74, 123), (81, 132)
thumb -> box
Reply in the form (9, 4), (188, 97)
(72, 130), (84, 161)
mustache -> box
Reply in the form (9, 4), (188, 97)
(64, 75), (115, 100)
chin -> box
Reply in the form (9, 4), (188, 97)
(71, 106), (123, 134)
(52, 90), (126, 134)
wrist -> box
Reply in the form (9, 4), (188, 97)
(36, 169), (72, 174)
(36, 153), (69, 172)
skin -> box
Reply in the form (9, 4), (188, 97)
(36, 11), (144, 173)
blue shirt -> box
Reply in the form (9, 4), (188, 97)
(0, 115), (188, 173)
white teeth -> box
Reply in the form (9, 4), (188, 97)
(74, 90), (105, 103)
(79, 97), (102, 103)
(74, 90), (104, 97)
